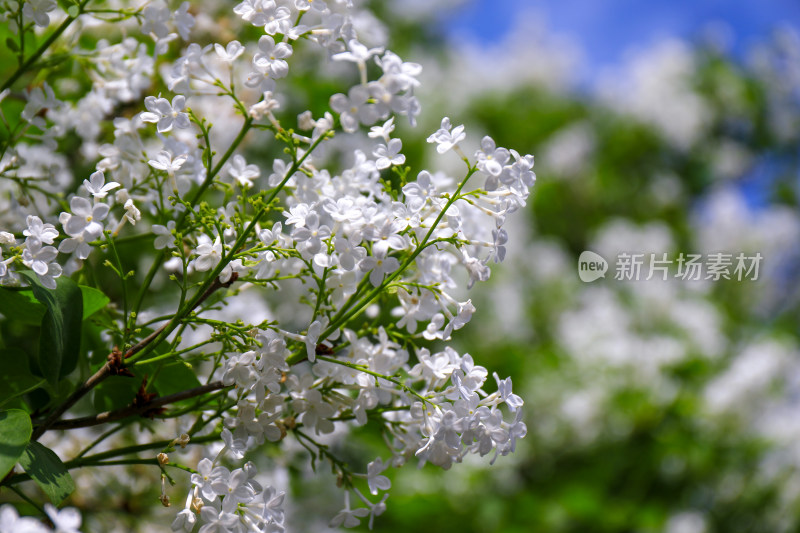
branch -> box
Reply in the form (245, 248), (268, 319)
(30, 275), (237, 440)
(1, 433), (222, 487)
(47, 381), (230, 430)
(1, 0), (92, 91)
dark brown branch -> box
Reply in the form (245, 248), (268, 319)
(30, 356), (118, 441)
(31, 274), (238, 440)
(47, 381), (230, 430)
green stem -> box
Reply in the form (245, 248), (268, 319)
(1, 0), (92, 91)
(288, 165), (477, 364)
(317, 355), (434, 407)
(1, 433), (221, 487)
(74, 423), (126, 459)
(76, 459), (196, 474)
(6, 485), (46, 516)
(127, 129), (329, 366)
(130, 117), (254, 321)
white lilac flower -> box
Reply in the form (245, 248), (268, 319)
(221, 351), (258, 387)
(22, 0), (57, 28)
(210, 467), (255, 504)
(152, 221), (177, 249)
(21, 239), (61, 289)
(461, 248), (490, 289)
(123, 199), (141, 225)
(323, 197), (362, 224)
(366, 458), (391, 495)
(296, 387), (335, 434)
(369, 82), (411, 118)
(402, 171), (437, 212)
(234, 0), (290, 33)
(373, 138), (405, 170)
(475, 136), (510, 177)
(198, 505), (238, 533)
(334, 234), (367, 271)
(190, 459), (228, 501)
(442, 299), (476, 339)
(364, 493), (389, 529)
(368, 117), (396, 143)
(140, 95), (191, 133)
(367, 218), (407, 256)
(0, 254), (7, 279)
(253, 36), (292, 79)
(248, 91), (281, 120)
(376, 51), (423, 91)
(227, 154), (260, 188)
(193, 235), (223, 272)
(59, 232), (94, 260)
(148, 150), (188, 176)
(171, 508), (196, 532)
(263, 3), (292, 35)
(214, 40), (244, 63)
(392, 201), (421, 231)
(304, 320), (322, 362)
(494, 373), (524, 412)
(253, 485), (285, 524)
(140, 1), (170, 38)
(220, 428), (248, 460)
(63, 196), (109, 238)
(173, 2), (194, 40)
(396, 288), (438, 333)
(332, 39), (384, 73)
(21, 82), (58, 122)
(294, 0), (328, 13)
(330, 85), (379, 133)
(427, 117), (466, 155)
(0, 504), (49, 533)
(23, 215), (59, 245)
(458, 354), (487, 391)
(283, 203), (312, 228)
(329, 493), (369, 528)
(44, 504), (82, 533)
(291, 212), (331, 257)
(490, 228), (508, 263)
(232, 0), (266, 24)
(359, 248), (400, 287)
(83, 170), (120, 199)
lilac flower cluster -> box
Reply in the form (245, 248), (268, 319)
(0, 0), (534, 530)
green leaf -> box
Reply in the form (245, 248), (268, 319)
(148, 360), (201, 398)
(0, 348), (45, 408)
(0, 288), (46, 325)
(0, 409), (32, 479)
(5, 37), (18, 53)
(19, 441), (75, 505)
(93, 376), (139, 412)
(79, 286), (110, 320)
(19, 272), (83, 387)
(130, 328), (201, 399)
(93, 358), (202, 413)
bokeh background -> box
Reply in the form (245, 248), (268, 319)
(335, 1), (800, 531)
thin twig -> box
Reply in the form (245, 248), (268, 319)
(30, 276), (236, 440)
(47, 381), (230, 430)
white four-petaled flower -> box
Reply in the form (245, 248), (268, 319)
(140, 95), (191, 133)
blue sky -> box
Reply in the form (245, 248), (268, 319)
(446, 0), (800, 76)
